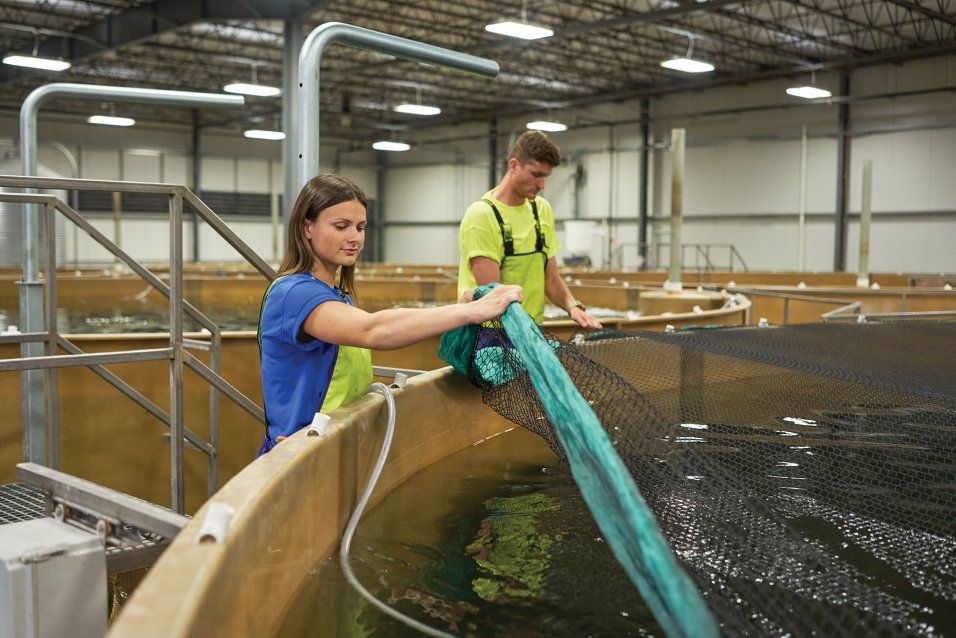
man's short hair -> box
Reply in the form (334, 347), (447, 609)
(508, 131), (561, 167)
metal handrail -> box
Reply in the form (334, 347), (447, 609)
(652, 242), (749, 272)
(726, 286), (859, 325)
(728, 286), (956, 325)
(0, 175), (275, 514)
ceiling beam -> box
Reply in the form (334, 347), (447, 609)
(0, 0), (326, 83)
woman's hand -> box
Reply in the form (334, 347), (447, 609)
(468, 284), (523, 322)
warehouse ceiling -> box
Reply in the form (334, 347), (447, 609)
(0, 0), (954, 147)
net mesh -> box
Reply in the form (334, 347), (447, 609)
(457, 318), (956, 636)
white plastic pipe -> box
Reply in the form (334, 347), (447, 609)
(664, 128), (685, 292)
(857, 159), (873, 288)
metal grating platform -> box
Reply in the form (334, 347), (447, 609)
(0, 482), (45, 524)
(0, 480), (173, 573)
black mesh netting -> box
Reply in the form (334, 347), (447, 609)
(465, 321), (956, 636)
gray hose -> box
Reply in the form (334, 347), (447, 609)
(339, 382), (456, 638)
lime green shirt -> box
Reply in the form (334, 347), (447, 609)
(321, 345), (372, 414)
(458, 190), (561, 324)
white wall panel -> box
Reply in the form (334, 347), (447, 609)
(122, 151), (161, 182)
(163, 154), (191, 187)
(849, 128), (956, 212)
(385, 166), (455, 223)
(197, 219), (273, 263)
(200, 157), (235, 191)
(845, 218), (956, 274)
(236, 159), (270, 193)
(383, 226), (458, 265)
(80, 148), (119, 180)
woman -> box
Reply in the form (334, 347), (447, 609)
(257, 174), (522, 455)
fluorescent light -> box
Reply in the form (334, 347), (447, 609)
(87, 115), (135, 127)
(223, 82), (281, 97)
(3, 54), (71, 71)
(372, 141), (410, 152)
(243, 129), (285, 141)
(660, 57), (715, 73)
(394, 103), (441, 116)
(786, 85), (832, 99)
(526, 120), (567, 132)
(485, 21), (553, 40)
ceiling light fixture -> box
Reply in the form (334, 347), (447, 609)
(3, 54), (71, 71)
(88, 114), (135, 127)
(394, 86), (441, 116)
(243, 129), (285, 141)
(786, 71), (831, 99)
(659, 37), (714, 74)
(224, 63), (280, 97)
(372, 140), (411, 152)
(3, 36), (71, 72)
(485, 0), (553, 40)
(786, 86), (832, 99)
(394, 103), (441, 115)
(225, 83), (281, 97)
(526, 119), (567, 132)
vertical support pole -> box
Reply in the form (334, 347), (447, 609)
(638, 97), (650, 270)
(270, 183), (280, 264)
(112, 191), (122, 264)
(857, 159), (873, 288)
(375, 152), (386, 263)
(834, 72), (850, 272)
(665, 128), (685, 293)
(20, 104), (45, 465)
(169, 190), (185, 513)
(191, 113), (202, 263)
(45, 200), (59, 469)
(606, 124), (615, 270)
(282, 17), (303, 229)
(798, 124), (807, 271)
(488, 118), (498, 189)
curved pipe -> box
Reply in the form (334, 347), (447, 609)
(19, 83), (244, 280)
(296, 22), (499, 191)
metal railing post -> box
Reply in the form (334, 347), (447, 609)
(169, 190), (185, 513)
(44, 199), (60, 468)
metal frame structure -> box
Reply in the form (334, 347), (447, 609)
(0, 174), (275, 514)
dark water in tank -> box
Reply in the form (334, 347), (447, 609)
(275, 427), (662, 638)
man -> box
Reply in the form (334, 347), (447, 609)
(458, 131), (602, 329)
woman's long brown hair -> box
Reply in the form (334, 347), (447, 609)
(278, 173), (368, 299)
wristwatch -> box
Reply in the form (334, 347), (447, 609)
(570, 301), (587, 313)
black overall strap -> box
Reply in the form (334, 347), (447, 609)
(483, 198), (513, 256)
(529, 199), (545, 252)
(484, 198), (546, 257)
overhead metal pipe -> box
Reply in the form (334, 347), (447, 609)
(18, 82), (243, 465)
(295, 22), (499, 196)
